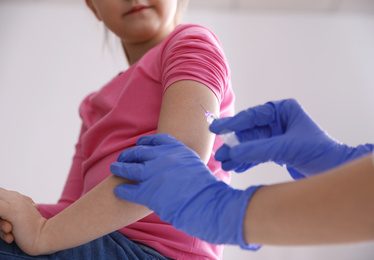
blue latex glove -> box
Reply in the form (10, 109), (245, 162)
(110, 134), (261, 250)
(210, 99), (373, 179)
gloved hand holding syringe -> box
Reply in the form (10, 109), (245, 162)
(200, 105), (240, 147)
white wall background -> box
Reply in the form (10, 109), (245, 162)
(1, 1), (374, 259)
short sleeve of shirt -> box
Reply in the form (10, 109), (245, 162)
(160, 24), (230, 104)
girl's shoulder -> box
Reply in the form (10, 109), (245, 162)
(173, 23), (214, 35)
(168, 23), (221, 43)
(159, 23), (223, 53)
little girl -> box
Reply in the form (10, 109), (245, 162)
(0, 0), (235, 259)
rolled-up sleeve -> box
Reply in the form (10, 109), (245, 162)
(161, 25), (230, 104)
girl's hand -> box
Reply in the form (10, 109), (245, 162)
(0, 218), (14, 243)
(0, 194), (40, 244)
(0, 188), (47, 256)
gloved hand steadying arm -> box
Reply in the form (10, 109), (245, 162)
(210, 98), (373, 179)
(110, 134), (261, 250)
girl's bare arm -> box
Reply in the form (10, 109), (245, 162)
(0, 80), (218, 255)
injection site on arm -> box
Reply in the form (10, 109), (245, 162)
(200, 104), (239, 147)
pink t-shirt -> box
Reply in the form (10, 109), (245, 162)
(39, 24), (235, 260)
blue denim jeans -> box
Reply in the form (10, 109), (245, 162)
(0, 232), (174, 260)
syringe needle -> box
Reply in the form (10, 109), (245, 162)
(199, 104), (239, 147)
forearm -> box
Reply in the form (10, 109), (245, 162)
(244, 154), (374, 245)
(35, 80), (217, 254)
(38, 175), (151, 254)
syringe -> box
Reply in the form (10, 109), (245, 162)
(200, 105), (240, 148)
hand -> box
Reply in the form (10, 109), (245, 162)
(0, 188), (46, 255)
(0, 218), (13, 244)
(210, 99), (373, 178)
(111, 134), (261, 250)
(0, 193), (40, 244)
